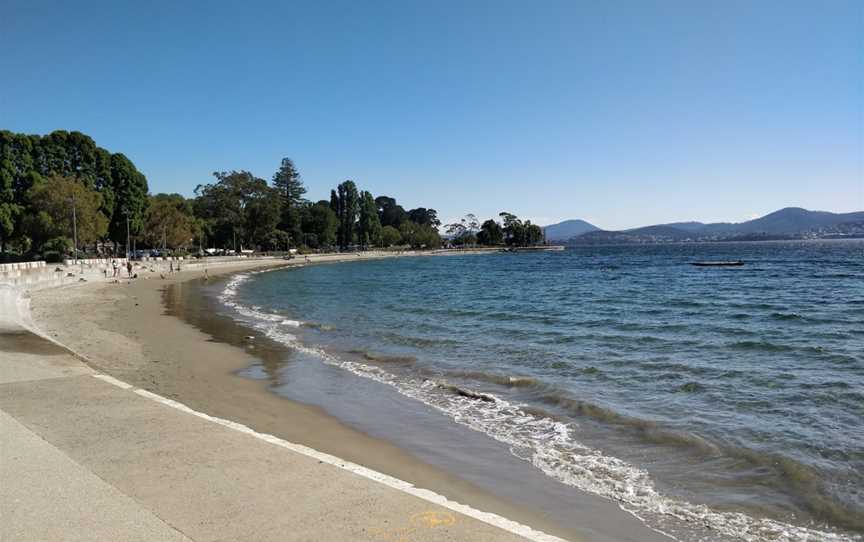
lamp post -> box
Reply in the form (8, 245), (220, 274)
(124, 210), (130, 261)
(70, 195), (78, 264)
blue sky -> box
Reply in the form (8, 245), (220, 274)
(1, 0), (861, 229)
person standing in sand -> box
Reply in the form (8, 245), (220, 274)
(126, 260), (133, 278)
(112, 259), (119, 278)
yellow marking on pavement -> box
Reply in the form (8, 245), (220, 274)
(370, 510), (457, 541)
(411, 510), (456, 529)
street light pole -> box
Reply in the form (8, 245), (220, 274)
(70, 195), (78, 264)
(125, 211), (130, 260)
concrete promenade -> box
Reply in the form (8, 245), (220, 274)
(0, 326), (562, 542)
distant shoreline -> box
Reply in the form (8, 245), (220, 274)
(560, 236), (864, 247)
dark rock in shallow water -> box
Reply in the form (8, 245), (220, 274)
(438, 383), (496, 402)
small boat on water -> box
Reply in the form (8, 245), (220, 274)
(691, 261), (744, 267)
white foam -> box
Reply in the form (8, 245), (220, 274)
(218, 271), (303, 328)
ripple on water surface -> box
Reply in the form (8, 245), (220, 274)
(220, 242), (864, 541)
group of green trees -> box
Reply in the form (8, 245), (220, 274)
(0, 130), (148, 259)
(1, 129), (546, 262)
(447, 212), (544, 247)
(189, 171), (446, 252)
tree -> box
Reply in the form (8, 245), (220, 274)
(446, 213), (480, 246)
(495, 212), (541, 246)
(271, 158), (306, 247)
(334, 180), (359, 250)
(399, 221), (441, 249)
(0, 130), (153, 257)
(379, 225), (402, 247)
(499, 212), (521, 246)
(243, 183), (282, 250)
(0, 151), (17, 256)
(524, 220), (544, 246)
(357, 191), (382, 249)
(465, 213), (479, 235)
(301, 201), (338, 249)
(194, 170), (281, 251)
(144, 194), (197, 250)
(407, 207), (440, 229)
(108, 153), (149, 251)
(0, 132), (23, 255)
(477, 219), (504, 245)
(445, 221), (466, 239)
(23, 175), (108, 254)
(376, 195), (408, 228)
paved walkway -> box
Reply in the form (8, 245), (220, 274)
(0, 328), (564, 542)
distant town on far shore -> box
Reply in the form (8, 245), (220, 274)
(543, 207), (864, 245)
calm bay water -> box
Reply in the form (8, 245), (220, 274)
(220, 241), (863, 541)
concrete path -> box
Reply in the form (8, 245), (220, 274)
(0, 328), (564, 542)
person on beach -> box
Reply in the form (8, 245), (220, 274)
(203, 268), (209, 281)
(170, 260), (174, 274)
(111, 259), (118, 278)
(126, 260), (133, 278)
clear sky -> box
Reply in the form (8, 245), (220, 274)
(1, 0), (862, 229)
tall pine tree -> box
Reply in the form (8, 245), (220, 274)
(272, 158), (306, 248)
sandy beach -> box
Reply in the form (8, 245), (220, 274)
(24, 255), (670, 542)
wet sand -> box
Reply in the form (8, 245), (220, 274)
(28, 257), (671, 542)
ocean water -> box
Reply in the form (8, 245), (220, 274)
(217, 241), (863, 541)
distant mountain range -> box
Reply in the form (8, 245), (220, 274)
(543, 208), (864, 244)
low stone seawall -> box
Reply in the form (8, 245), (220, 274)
(0, 261), (47, 273)
(0, 256), (283, 290)
(1, 260), (126, 290)
(0, 256), (280, 334)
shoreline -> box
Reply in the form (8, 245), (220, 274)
(26, 254), (670, 542)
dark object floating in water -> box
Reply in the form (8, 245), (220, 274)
(691, 261), (744, 267)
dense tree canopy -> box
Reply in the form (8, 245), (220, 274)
(0, 130), (148, 259)
(380, 225), (402, 247)
(357, 191), (382, 248)
(495, 212), (543, 247)
(23, 175), (108, 253)
(376, 196), (408, 228)
(145, 194), (200, 250)
(108, 153), (148, 245)
(194, 171), (281, 251)
(399, 221), (441, 249)
(477, 219), (504, 245)
(301, 201), (338, 249)
(332, 180), (359, 250)
(407, 207), (440, 228)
